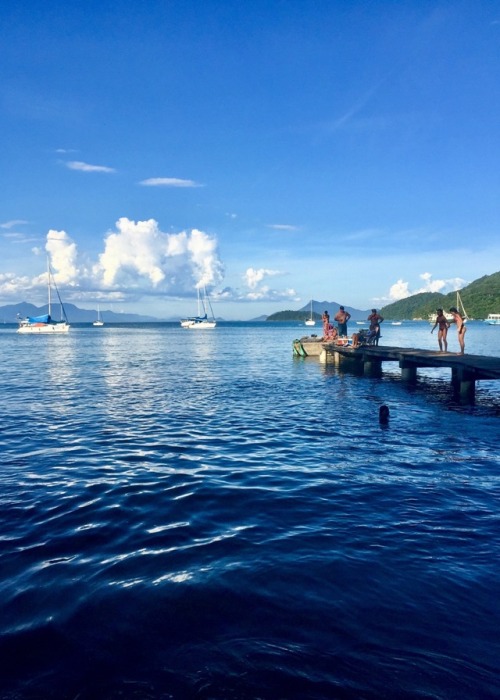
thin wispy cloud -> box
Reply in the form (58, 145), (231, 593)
(267, 224), (299, 231)
(65, 161), (116, 173)
(1, 220), (29, 229)
(139, 177), (203, 188)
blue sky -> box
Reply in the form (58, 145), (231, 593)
(1, 0), (499, 319)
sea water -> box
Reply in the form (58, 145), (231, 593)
(0, 321), (499, 699)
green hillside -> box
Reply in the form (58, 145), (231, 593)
(381, 270), (500, 320)
(266, 310), (322, 322)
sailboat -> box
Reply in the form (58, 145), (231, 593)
(456, 291), (469, 322)
(93, 304), (104, 327)
(180, 287), (216, 329)
(305, 299), (316, 326)
(428, 291), (469, 323)
(17, 258), (70, 334)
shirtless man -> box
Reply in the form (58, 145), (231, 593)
(334, 305), (351, 337)
(449, 306), (466, 354)
(431, 309), (450, 351)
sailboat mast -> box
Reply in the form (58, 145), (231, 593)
(47, 256), (51, 316)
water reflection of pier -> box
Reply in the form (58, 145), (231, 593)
(321, 344), (500, 404)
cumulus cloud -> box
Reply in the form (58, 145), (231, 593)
(139, 177), (202, 187)
(0, 218), (225, 303)
(244, 267), (282, 289)
(215, 267), (299, 303)
(0, 217), (301, 307)
(45, 230), (80, 285)
(388, 272), (467, 301)
(65, 161), (116, 173)
(93, 218), (223, 293)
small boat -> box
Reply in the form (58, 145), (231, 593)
(391, 321), (402, 326)
(305, 299), (316, 326)
(181, 287), (216, 329)
(485, 313), (500, 325)
(17, 258), (70, 334)
(93, 304), (104, 327)
(356, 321), (365, 325)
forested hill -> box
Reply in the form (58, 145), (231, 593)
(380, 271), (500, 320)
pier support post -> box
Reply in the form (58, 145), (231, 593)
(451, 367), (476, 404)
(459, 379), (476, 403)
(363, 360), (382, 377)
(400, 362), (418, 383)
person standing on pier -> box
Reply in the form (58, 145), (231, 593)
(449, 306), (466, 354)
(334, 306), (351, 337)
(322, 310), (330, 340)
(431, 309), (450, 352)
(367, 309), (384, 346)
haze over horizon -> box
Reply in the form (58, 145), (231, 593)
(2, 1), (499, 320)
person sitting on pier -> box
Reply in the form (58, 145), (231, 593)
(367, 309), (384, 346)
(449, 306), (466, 354)
(431, 309), (450, 352)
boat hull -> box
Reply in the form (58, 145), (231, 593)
(188, 321), (216, 329)
(17, 322), (70, 334)
(293, 336), (324, 356)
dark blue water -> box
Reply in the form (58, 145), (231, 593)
(1, 322), (499, 699)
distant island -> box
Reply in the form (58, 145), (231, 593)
(379, 270), (500, 320)
(265, 271), (500, 323)
(266, 301), (370, 323)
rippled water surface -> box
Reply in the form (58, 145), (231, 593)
(1, 322), (499, 699)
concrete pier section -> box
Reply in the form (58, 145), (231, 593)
(319, 345), (500, 404)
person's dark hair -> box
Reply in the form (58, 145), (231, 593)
(339, 306), (344, 311)
(449, 307), (458, 313)
(437, 308), (443, 313)
(371, 308), (376, 313)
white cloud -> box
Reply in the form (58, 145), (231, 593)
(45, 230), (80, 285)
(388, 279), (411, 301)
(387, 272), (467, 301)
(244, 267), (282, 289)
(139, 177), (202, 187)
(65, 161), (116, 173)
(94, 218), (223, 292)
(0, 217), (304, 308)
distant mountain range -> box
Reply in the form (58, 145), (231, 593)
(266, 301), (371, 322)
(0, 302), (159, 324)
(379, 270), (500, 320)
(2, 270), (498, 324)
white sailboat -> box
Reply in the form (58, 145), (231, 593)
(305, 299), (316, 326)
(17, 258), (70, 334)
(181, 287), (216, 329)
(456, 291), (469, 321)
(93, 304), (104, 327)
(428, 291), (469, 324)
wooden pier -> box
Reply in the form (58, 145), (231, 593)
(320, 344), (500, 403)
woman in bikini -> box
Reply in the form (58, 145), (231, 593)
(431, 308), (450, 351)
(449, 306), (466, 354)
